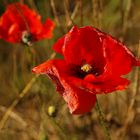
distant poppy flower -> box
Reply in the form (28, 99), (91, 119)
(32, 26), (140, 114)
(0, 3), (55, 46)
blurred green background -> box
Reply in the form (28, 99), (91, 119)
(0, 0), (140, 140)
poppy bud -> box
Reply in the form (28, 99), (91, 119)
(47, 105), (57, 117)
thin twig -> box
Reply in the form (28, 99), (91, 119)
(2, 0), (8, 6)
(0, 52), (56, 130)
(120, 42), (140, 139)
(0, 75), (39, 130)
(79, 0), (83, 26)
(64, 0), (75, 28)
(19, 0), (24, 4)
(120, 0), (132, 39)
(50, 0), (60, 26)
(92, 0), (102, 28)
(27, 0), (38, 12)
(67, 1), (80, 26)
(0, 105), (27, 127)
(64, 0), (70, 25)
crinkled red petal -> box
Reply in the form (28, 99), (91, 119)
(53, 35), (65, 54)
(53, 26), (105, 73)
(34, 18), (55, 40)
(32, 59), (96, 114)
(84, 74), (130, 93)
(102, 35), (140, 76)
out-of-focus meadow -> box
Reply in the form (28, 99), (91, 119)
(0, 0), (140, 140)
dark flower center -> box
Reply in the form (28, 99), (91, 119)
(21, 31), (33, 46)
(70, 63), (99, 79)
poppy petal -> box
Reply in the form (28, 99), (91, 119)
(53, 35), (65, 54)
(53, 26), (105, 73)
(84, 74), (130, 93)
(102, 35), (140, 76)
(32, 59), (96, 114)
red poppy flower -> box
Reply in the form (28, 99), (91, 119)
(32, 26), (140, 114)
(0, 3), (55, 46)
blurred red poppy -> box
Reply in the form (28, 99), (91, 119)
(32, 26), (140, 114)
(0, 3), (55, 46)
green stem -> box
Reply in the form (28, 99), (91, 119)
(0, 75), (39, 130)
(95, 97), (111, 140)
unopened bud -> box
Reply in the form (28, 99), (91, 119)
(48, 105), (57, 117)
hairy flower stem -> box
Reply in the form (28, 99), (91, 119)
(95, 97), (111, 140)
